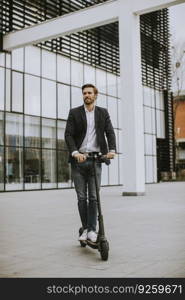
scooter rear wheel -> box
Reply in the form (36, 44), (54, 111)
(100, 241), (109, 261)
(80, 241), (86, 247)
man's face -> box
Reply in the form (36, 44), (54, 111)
(82, 87), (96, 105)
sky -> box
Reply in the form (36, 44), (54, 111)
(169, 2), (185, 44)
(169, 3), (185, 93)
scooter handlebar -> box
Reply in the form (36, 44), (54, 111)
(94, 153), (113, 165)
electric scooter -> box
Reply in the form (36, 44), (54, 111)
(79, 153), (110, 261)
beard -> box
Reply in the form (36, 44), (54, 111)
(84, 97), (95, 105)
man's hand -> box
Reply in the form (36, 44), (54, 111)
(106, 152), (116, 159)
(74, 153), (87, 163)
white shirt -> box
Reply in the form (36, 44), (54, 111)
(79, 105), (100, 153)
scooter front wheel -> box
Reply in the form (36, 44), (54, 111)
(100, 240), (109, 261)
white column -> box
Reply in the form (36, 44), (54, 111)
(118, 0), (145, 195)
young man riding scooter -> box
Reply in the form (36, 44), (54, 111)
(65, 83), (116, 243)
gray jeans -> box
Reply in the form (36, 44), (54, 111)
(71, 159), (102, 232)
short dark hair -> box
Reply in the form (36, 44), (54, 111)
(82, 83), (98, 95)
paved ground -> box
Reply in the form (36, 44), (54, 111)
(0, 182), (185, 278)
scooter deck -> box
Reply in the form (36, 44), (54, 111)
(86, 239), (98, 249)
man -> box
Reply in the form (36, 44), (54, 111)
(65, 83), (116, 243)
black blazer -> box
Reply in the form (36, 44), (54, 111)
(65, 105), (116, 162)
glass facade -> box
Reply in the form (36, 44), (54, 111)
(0, 46), (123, 191)
(143, 86), (167, 183)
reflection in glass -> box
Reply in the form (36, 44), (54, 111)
(5, 147), (23, 190)
(25, 148), (41, 189)
(58, 151), (71, 188)
(12, 71), (23, 113)
(25, 116), (40, 148)
(25, 74), (40, 116)
(57, 120), (67, 150)
(0, 147), (4, 190)
(0, 67), (4, 110)
(6, 113), (23, 147)
(58, 84), (70, 120)
(42, 79), (56, 118)
(42, 118), (56, 149)
(42, 149), (57, 189)
(0, 112), (4, 145)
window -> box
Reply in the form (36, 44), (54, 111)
(156, 110), (165, 138)
(24, 148), (41, 190)
(57, 150), (71, 188)
(144, 106), (152, 134)
(25, 46), (41, 76)
(96, 69), (106, 94)
(42, 50), (56, 80)
(0, 67), (4, 110)
(12, 48), (24, 72)
(42, 149), (57, 189)
(57, 55), (70, 84)
(12, 71), (23, 113)
(5, 147), (23, 191)
(0, 112), (4, 146)
(0, 53), (5, 67)
(6, 69), (11, 111)
(42, 118), (56, 149)
(96, 94), (107, 108)
(25, 116), (40, 148)
(25, 74), (41, 116)
(0, 147), (4, 191)
(109, 155), (119, 185)
(58, 84), (70, 120)
(71, 86), (82, 108)
(71, 60), (83, 87)
(6, 113), (23, 147)
(155, 90), (164, 110)
(84, 64), (95, 85)
(107, 73), (117, 97)
(107, 97), (118, 128)
(57, 120), (67, 150)
(42, 79), (56, 118)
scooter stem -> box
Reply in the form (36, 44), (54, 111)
(93, 157), (105, 237)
